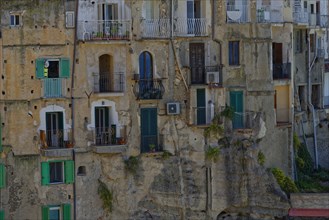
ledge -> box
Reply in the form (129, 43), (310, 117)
(92, 145), (127, 154)
(94, 92), (125, 97)
(40, 148), (73, 157)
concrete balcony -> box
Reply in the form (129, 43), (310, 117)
(40, 129), (73, 150)
(293, 11), (309, 24)
(78, 20), (131, 41)
(42, 78), (66, 98)
(273, 63), (291, 80)
(141, 19), (170, 38)
(226, 2), (250, 23)
(174, 18), (208, 37)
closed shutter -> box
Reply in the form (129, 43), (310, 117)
(0, 210), (4, 220)
(41, 162), (50, 186)
(62, 204), (71, 220)
(64, 160), (74, 184)
(60, 58), (70, 78)
(0, 164), (5, 188)
(42, 206), (49, 220)
(36, 58), (45, 79)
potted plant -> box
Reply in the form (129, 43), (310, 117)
(149, 144), (156, 152)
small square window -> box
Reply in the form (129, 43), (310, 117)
(49, 162), (64, 184)
(229, 41), (240, 66)
(10, 15), (20, 26)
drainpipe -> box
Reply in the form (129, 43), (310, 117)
(71, 0), (79, 219)
(171, 0), (173, 38)
(307, 30), (319, 170)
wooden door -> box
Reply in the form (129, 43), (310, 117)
(196, 89), (206, 125)
(230, 91), (243, 129)
(141, 108), (158, 153)
(190, 43), (205, 84)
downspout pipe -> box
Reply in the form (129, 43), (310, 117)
(71, 0), (79, 219)
(307, 30), (319, 170)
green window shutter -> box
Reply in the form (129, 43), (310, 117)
(62, 204), (71, 220)
(0, 210), (4, 220)
(64, 160), (74, 184)
(36, 58), (45, 79)
(60, 58), (70, 78)
(0, 164), (5, 188)
(41, 206), (49, 220)
(41, 162), (50, 186)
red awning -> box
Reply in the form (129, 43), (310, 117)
(289, 208), (329, 217)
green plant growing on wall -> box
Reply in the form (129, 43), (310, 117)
(162, 150), (173, 160)
(257, 151), (265, 166)
(293, 133), (301, 151)
(97, 179), (113, 214)
(220, 104), (235, 120)
(205, 146), (220, 162)
(271, 168), (299, 194)
(124, 156), (140, 174)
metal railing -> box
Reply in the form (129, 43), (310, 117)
(133, 79), (165, 100)
(325, 60), (329, 72)
(42, 78), (66, 98)
(174, 18), (208, 36)
(317, 49), (325, 58)
(232, 111), (260, 129)
(141, 135), (162, 153)
(226, 2), (249, 23)
(91, 127), (121, 146)
(40, 129), (71, 148)
(324, 96), (329, 107)
(78, 20), (131, 41)
(256, 5), (283, 23)
(190, 65), (223, 85)
(273, 63), (291, 80)
(320, 15), (329, 27)
(293, 11), (309, 24)
(93, 72), (124, 93)
(192, 106), (217, 126)
(309, 14), (317, 26)
(141, 19), (170, 38)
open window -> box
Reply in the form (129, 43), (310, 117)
(41, 160), (74, 185)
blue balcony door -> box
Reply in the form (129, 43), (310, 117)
(141, 108), (157, 153)
(230, 91), (243, 129)
(95, 107), (110, 145)
(46, 112), (64, 148)
(139, 51), (153, 98)
(197, 89), (206, 125)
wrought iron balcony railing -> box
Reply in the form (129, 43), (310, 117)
(256, 5), (283, 23)
(91, 126), (126, 146)
(42, 78), (66, 98)
(78, 20), (131, 41)
(141, 19), (170, 38)
(174, 18), (208, 36)
(93, 72), (124, 93)
(320, 15), (329, 27)
(190, 65), (223, 86)
(133, 79), (165, 100)
(273, 63), (291, 80)
(232, 111), (261, 129)
(40, 129), (71, 148)
(317, 49), (325, 58)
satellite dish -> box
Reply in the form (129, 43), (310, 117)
(44, 60), (49, 68)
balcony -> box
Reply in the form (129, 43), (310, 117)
(293, 11), (309, 24)
(309, 14), (320, 26)
(141, 19), (170, 38)
(40, 129), (72, 149)
(192, 106), (217, 126)
(324, 60), (329, 72)
(133, 79), (165, 100)
(317, 49), (325, 58)
(320, 15), (329, 27)
(256, 5), (283, 23)
(275, 108), (291, 124)
(174, 18), (208, 37)
(190, 65), (223, 86)
(232, 111), (260, 130)
(93, 72), (124, 93)
(91, 126), (127, 153)
(78, 20), (131, 41)
(42, 78), (66, 98)
(273, 63), (291, 80)
(324, 96), (329, 107)
(141, 134), (163, 153)
(226, 2), (249, 23)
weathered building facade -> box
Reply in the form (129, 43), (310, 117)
(0, 0), (328, 219)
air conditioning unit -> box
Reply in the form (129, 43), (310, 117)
(167, 102), (180, 115)
(206, 72), (220, 84)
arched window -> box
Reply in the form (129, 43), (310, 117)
(139, 51), (153, 80)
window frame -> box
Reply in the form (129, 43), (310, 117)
(42, 204), (71, 220)
(296, 30), (303, 53)
(10, 14), (21, 27)
(228, 41), (240, 66)
(41, 160), (74, 186)
(49, 161), (64, 184)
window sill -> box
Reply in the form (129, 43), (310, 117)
(94, 92), (125, 97)
(92, 144), (127, 154)
(40, 148), (73, 157)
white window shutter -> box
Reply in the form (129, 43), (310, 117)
(66, 11), (75, 28)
